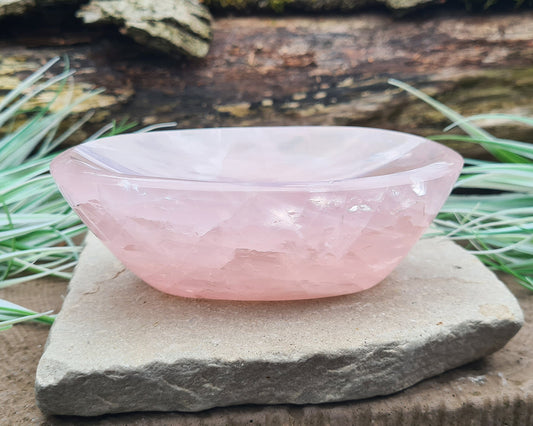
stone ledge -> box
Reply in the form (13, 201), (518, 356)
(35, 233), (523, 416)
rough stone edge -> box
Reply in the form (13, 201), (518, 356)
(34, 235), (524, 416)
(36, 317), (522, 416)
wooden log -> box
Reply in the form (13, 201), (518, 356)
(1, 12), (533, 157)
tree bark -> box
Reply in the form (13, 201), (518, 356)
(1, 12), (533, 157)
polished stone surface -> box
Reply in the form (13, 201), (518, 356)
(50, 127), (462, 300)
(35, 233), (522, 416)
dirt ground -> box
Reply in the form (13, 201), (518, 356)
(1, 279), (65, 425)
(1, 276), (533, 425)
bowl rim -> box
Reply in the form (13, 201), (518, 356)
(52, 126), (463, 192)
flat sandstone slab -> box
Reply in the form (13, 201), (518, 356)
(36, 234), (523, 416)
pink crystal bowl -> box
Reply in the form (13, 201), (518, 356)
(50, 127), (463, 301)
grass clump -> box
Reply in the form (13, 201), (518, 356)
(390, 79), (533, 291)
(0, 299), (55, 331)
(0, 57), (98, 329)
(0, 57), (98, 288)
(0, 58), (174, 330)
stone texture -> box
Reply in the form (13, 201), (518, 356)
(78, 0), (212, 58)
(0, 275), (530, 424)
(35, 233), (523, 416)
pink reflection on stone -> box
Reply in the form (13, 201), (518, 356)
(50, 127), (463, 300)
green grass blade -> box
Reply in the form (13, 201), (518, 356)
(0, 57), (60, 111)
(444, 114), (533, 131)
(388, 79), (526, 162)
(0, 299), (55, 328)
(0, 69), (76, 130)
(431, 135), (533, 163)
(388, 79), (493, 139)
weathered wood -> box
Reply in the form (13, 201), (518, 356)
(0, 0), (212, 58)
(78, 0), (212, 58)
(1, 12), (533, 157)
(203, 0), (437, 14)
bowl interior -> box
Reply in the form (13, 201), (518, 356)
(76, 127), (447, 185)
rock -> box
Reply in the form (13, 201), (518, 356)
(35, 233), (523, 416)
(78, 0), (212, 58)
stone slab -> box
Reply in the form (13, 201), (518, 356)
(35, 234), (523, 416)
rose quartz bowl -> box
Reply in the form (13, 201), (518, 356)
(51, 127), (463, 301)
